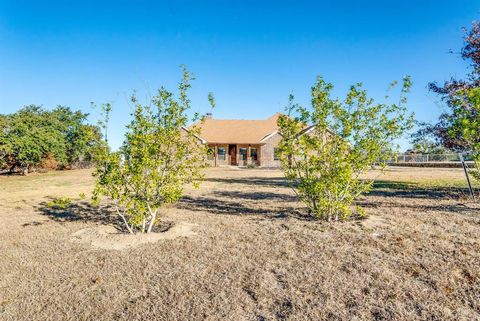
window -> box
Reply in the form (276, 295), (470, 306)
(217, 147), (226, 160)
(274, 147), (280, 160)
(239, 148), (247, 160)
(250, 148), (258, 161)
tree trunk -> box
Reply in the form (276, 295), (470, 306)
(115, 206), (134, 234)
(146, 209), (158, 233)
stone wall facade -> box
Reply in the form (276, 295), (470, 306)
(259, 132), (281, 168)
(205, 142), (281, 167)
(204, 133), (282, 168)
(206, 144), (229, 167)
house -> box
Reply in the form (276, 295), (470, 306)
(191, 113), (283, 167)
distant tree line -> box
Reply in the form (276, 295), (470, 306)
(0, 105), (103, 174)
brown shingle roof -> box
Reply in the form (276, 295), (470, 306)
(192, 113), (281, 144)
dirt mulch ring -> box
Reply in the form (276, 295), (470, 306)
(70, 221), (197, 251)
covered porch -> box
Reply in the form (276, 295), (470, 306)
(207, 144), (261, 167)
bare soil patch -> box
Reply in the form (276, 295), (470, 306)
(0, 167), (479, 320)
(70, 222), (197, 251)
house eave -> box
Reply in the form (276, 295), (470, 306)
(181, 126), (207, 144)
(205, 142), (266, 145)
(259, 131), (278, 142)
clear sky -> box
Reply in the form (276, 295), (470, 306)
(0, 1), (478, 150)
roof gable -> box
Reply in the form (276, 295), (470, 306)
(192, 113), (281, 144)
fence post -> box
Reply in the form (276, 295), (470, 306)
(459, 153), (475, 199)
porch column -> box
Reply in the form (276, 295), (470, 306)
(247, 145), (251, 165)
(214, 144), (218, 167)
(258, 146), (261, 166)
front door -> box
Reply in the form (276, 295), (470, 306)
(228, 145), (237, 165)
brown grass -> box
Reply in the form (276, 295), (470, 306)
(0, 167), (479, 320)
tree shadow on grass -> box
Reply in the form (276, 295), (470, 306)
(35, 197), (122, 229)
(359, 181), (478, 214)
(357, 197), (479, 214)
(369, 180), (469, 199)
(213, 190), (298, 202)
(199, 177), (476, 218)
(177, 195), (311, 221)
(206, 177), (471, 200)
(204, 176), (290, 188)
(189, 176), (311, 220)
(36, 198), (178, 233)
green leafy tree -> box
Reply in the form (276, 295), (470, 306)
(93, 68), (214, 233)
(0, 105), (67, 173)
(411, 138), (450, 155)
(277, 76), (413, 221)
(0, 114), (11, 170)
(51, 106), (102, 165)
(65, 124), (103, 165)
(449, 88), (480, 181)
(0, 105), (102, 173)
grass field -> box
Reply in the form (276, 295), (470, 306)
(0, 167), (479, 320)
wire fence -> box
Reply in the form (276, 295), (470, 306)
(387, 153), (469, 164)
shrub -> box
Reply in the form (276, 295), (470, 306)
(277, 76), (413, 221)
(47, 197), (72, 209)
(39, 153), (59, 171)
(93, 67), (214, 233)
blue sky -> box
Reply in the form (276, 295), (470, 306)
(0, 0), (478, 150)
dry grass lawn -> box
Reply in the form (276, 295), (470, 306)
(0, 167), (479, 320)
